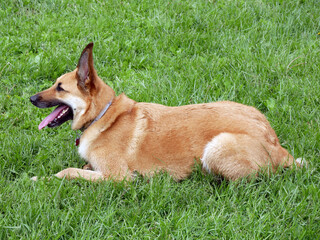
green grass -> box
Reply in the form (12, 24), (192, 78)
(1, 0), (320, 238)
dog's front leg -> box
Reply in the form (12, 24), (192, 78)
(55, 168), (105, 181)
(82, 164), (93, 170)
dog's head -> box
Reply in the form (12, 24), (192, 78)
(30, 43), (115, 130)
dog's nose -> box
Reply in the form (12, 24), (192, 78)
(30, 94), (41, 105)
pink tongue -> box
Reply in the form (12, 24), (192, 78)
(38, 105), (68, 130)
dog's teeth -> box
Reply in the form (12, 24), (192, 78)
(51, 108), (69, 122)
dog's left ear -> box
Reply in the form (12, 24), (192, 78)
(76, 42), (97, 92)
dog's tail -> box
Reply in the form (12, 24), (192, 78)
(295, 157), (308, 168)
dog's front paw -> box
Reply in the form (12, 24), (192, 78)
(83, 164), (93, 170)
(30, 176), (52, 181)
(31, 176), (38, 181)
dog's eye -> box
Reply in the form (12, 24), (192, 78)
(56, 83), (65, 92)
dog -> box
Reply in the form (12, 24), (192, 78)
(30, 43), (302, 182)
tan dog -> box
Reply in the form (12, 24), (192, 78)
(30, 43), (301, 182)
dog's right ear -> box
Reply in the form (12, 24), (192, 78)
(76, 42), (96, 92)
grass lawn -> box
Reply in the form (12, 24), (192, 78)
(1, 0), (320, 238)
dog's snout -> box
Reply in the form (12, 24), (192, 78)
(30, 93), (60, 108)
(30, 94), (41, 105)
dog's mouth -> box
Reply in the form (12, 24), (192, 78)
(38, 104), (73, 130)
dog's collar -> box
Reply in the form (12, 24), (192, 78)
(76, 99), (113, 146)
(89, 99), (113, 128)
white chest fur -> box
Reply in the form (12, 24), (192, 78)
(78, 127), (100, 161)
(78, 136), (90, 159)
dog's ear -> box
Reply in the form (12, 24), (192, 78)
(76, 42), (96, 92)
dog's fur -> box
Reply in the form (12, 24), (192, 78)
(30, 43), (300, 182)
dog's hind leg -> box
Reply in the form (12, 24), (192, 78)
(201, 133), (277, 181)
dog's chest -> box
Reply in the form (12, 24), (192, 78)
(77, 128), (101, 160)
(78, 136), (90, 159)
